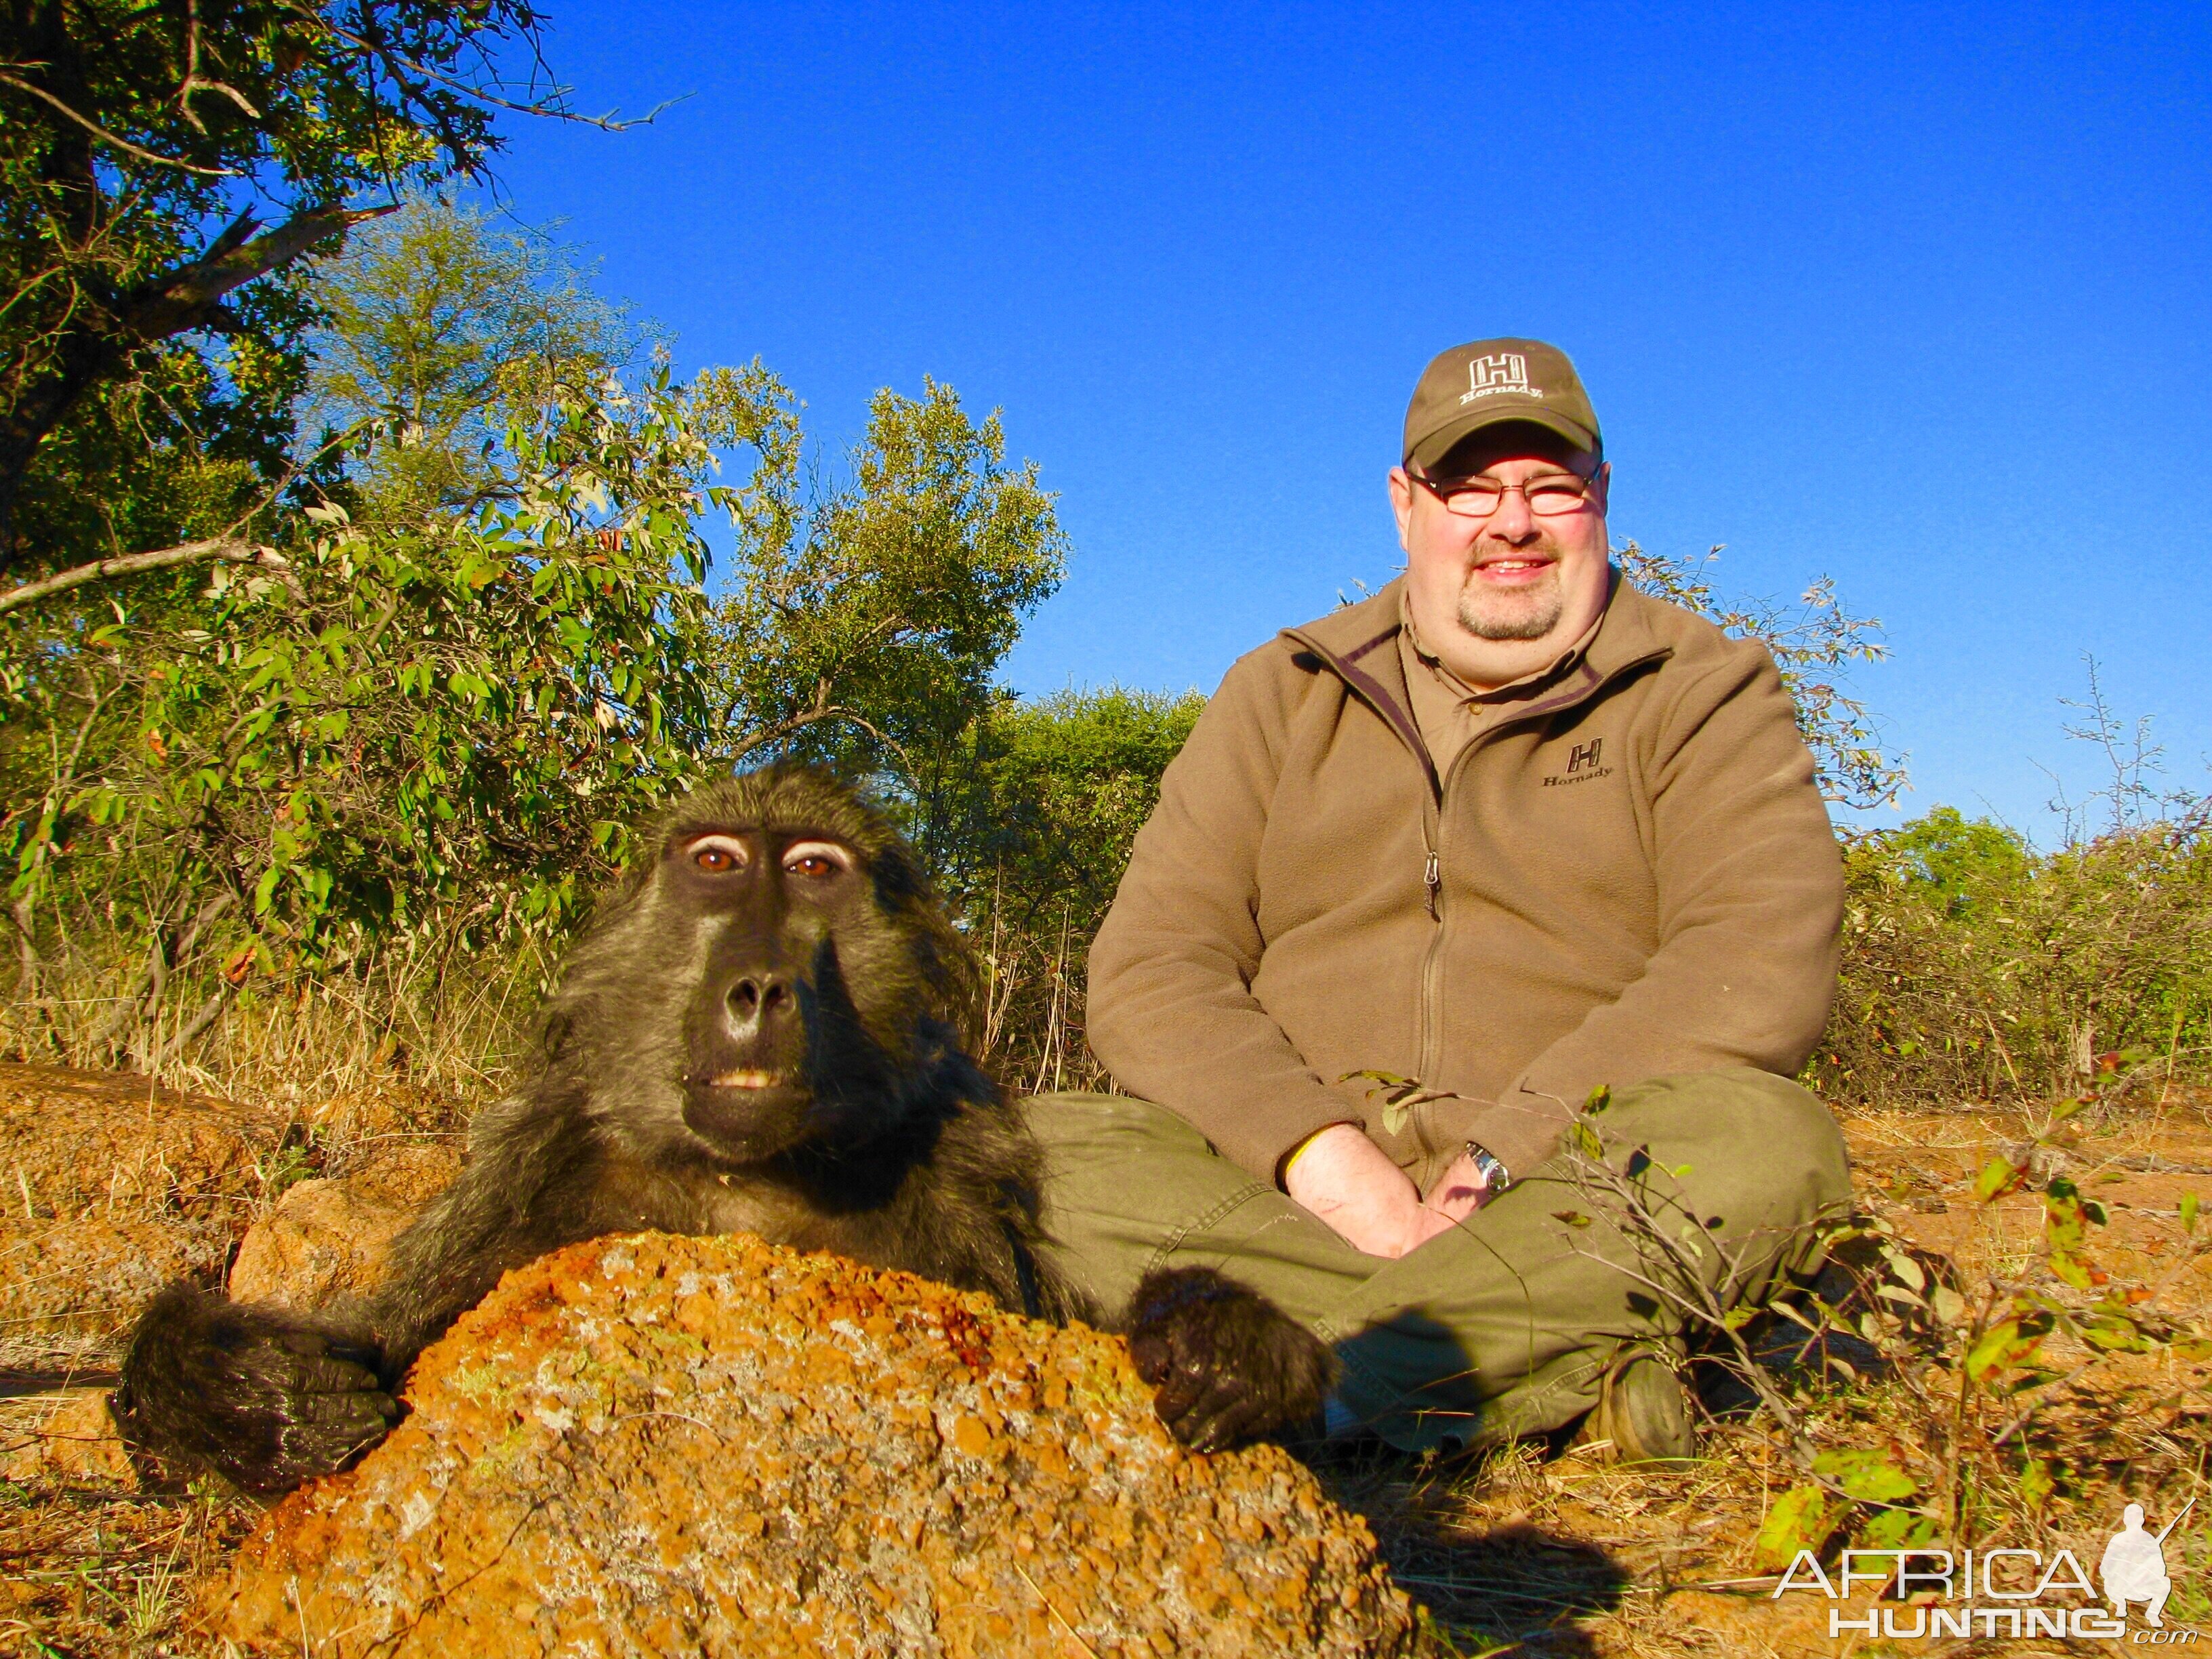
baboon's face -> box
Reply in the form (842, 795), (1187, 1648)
(661, 819), (926, 1162)
(546, 767), (965, 1170)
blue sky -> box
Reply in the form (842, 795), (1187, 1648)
(483, 1), (2212, 839)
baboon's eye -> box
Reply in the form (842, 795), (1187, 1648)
(687, 835), (749, 874)
(783, 840), (852, 880)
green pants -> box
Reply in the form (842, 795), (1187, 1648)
(1023, 1069), (1851, 1454)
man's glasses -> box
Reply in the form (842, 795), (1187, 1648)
(1410, 469), (1599, 519)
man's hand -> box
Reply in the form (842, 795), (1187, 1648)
(1283, 1124), (1493, 1258)
(1422, 1147), (1496, 1224)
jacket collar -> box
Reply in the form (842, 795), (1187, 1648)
(1282, 571), (1675, 790)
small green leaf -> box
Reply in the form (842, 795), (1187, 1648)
(1879, 1245), (1926, 1294)
(2018, 1457), (2055, 1511)
(2182, 1192), (2200, 1235)
(1814, 1448), (1917, 1504)
(1583, 1084), (1613, 1114)
(1858, 1507), (1937, 1549)
(1340, 1069), (1419, 1097)
(2047, 1249), (2095, 1290)
(1753, 1486), (1832, 1571)
(1973, 1155), (2025, 1203)
(1965, 1317), (2044, 1383)
(1552, 1210), (1592, 1229)
(1768, 1299), (1822, 1333)
(2081, 1317), (2146, 1353)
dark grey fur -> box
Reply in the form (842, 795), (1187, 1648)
(115, 764), (1332, 1494)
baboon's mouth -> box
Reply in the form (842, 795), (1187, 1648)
(706, 1068), (783, 1090)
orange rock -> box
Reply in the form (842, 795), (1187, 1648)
(228, 1183), (387, 1306)
(335, 1141), (461, 1208)
(227, 1144), (460, 1306)
(1, 1387), (138, 1488)
(207, 1233), (1429, 1658)
(0, 1063), (284, 1342)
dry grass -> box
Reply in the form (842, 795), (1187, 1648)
(0, 1452), (260, 1658)
(3, 929), (539, 1135)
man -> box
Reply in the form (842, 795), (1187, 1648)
(1028, 338), (1851, 1459)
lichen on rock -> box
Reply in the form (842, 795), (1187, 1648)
(209, 1232), (1427, 1657)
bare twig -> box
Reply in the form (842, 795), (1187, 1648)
(87, 892), (234, 1050)
(1547, 1129), (1851, 1469)
(9, 895), (40, 994)
(295, 7), (684, 134)
(0, 539), (295, 615)
(115, 205), (396, 342)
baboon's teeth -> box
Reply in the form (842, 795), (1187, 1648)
(709, 1069), (781, 1090)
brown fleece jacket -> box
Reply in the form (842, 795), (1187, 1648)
(1086, 573), (1844, 1185)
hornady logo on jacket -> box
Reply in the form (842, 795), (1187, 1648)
(1769, 1497), (2200, 1643)
(1458, 352), (1543, 405)
(1542, 737), (1611, 787)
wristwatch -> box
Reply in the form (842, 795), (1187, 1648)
(1464, 1141), (1511, 1193)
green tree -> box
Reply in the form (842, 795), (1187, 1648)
(701, 377), (1069, 775)
(906, 687), (1204, 1088)
(0, 0), (600, 577)
(306, 196), (645, 523)
(4, 363), (764, 1062)
(1880, 806), (2032, 917)
(1818, 804), (2212, 1107)
(915, 687), (1204, 936)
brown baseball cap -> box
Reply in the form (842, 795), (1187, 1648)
(1401, 337), (1601, 471)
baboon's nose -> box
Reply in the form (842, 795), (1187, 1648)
(724, 971), (794, 1041)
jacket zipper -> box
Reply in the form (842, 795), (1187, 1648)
(1414, 710), (1574, 1130)
(1282, 617), (1668, 1155)
(1416, 739), (1480, 1109)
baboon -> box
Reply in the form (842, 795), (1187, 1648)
(115, 764), (1332, 1494)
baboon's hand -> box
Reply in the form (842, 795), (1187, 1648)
(115, 1284), (400, 1495)
(1126, 1267), (1336, 1453)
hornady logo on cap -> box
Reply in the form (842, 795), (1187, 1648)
(1458, 352), (1544, 407)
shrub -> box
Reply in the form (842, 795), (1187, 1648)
(1811, 803), (2212, 1107)
(905, 686), (1206, 1092)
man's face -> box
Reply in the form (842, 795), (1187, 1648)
(1389, 426), (1611, 687)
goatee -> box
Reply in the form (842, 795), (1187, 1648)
(1456, 568), (1564, 642)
